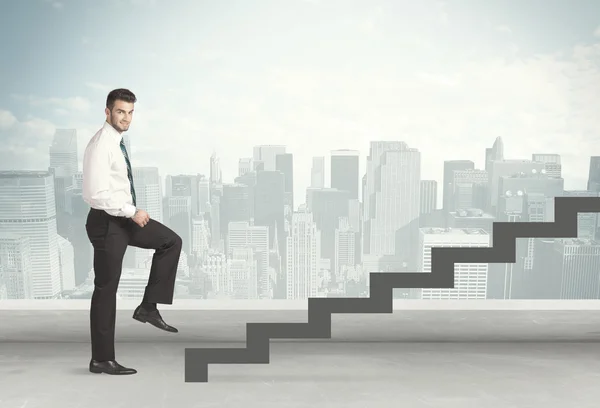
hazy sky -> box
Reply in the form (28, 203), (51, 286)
(1, 0), (599, 205)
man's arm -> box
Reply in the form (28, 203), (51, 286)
(82, 141), (137, 218)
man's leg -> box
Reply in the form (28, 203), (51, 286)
(127, 217), (182, 331)
(85, 209), (130, 362)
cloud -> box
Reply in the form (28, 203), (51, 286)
(0, 110), (17, 130)
(0, 110), (57, 170)
(85, 82), (112, 93)
(10, 94), (91, 115)
(594, 26), (600, 37)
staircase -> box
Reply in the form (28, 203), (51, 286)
(184, 196), (600, 382)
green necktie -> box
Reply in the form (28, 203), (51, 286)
(119, 139), (136, 206)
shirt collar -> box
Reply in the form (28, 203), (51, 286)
(103, 121), (124, 144)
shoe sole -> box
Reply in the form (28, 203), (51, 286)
(89, 366), (137, 375)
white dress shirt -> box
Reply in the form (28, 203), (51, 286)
(82, 121), (137, 218)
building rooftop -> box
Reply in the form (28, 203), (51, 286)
(421, 227), (488, 235)
(0, 170), (52, 178)
(450, 208), (494, 218)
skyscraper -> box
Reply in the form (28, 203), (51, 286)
(442, 160), (474, 213)
(286, 207), (320, 299)
(330, 149), (359, 199)
(0, 171), (61, 299)
(311, 156), (325, 188)
(275, 153), (294, 210)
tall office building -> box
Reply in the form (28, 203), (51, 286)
(420, 180), (437, 215)
(311, 156), (325, 188)
(253, 145), (286, 172)
(0, 171), (62, 298)
(286, 207), (321, 299)
(238, 158), (253, 176)
(254, 170), (286, 257)
(451, 169), (488, 211)
(166, 174), (205, 217)
(334, 217), (355, 277)
(210, 152), (222, 185)
(442, 160), (474, 213)
(227, 220), (270, 298)
(220, 183), (251, 243)
(485, 136), (504, 173)
(309, 188), (351, 271)
(587, 157), (600, 192)
(49, 129), (78, 238)
(275, 153), (294, 210)
(227, 247), (259, 299)
(363, 143), (421, 264)
(49, 129), (78, 176)
(331, 149), (359, 199)
(0, 234), (33, 299)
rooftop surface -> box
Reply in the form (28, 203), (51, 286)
(1, 300), (600, 407)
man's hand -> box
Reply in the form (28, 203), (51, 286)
(132, 209), (150, 227)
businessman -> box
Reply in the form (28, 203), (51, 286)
(82, 88), (182, 375)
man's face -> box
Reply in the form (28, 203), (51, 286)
(106, 100), (134, 133)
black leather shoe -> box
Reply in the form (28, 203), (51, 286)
(89, 359), (137, 375)
(133, 305), (178, 333)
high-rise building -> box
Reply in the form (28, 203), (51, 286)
(363, 143), (421, 265)
(49, 129), (78, 176)
(227, 247), (258, 299)
(587, 157), (600, 192)
(253, 145), (286, 172)
(286, 207), (321, 299)
(311, 156), (325, 188)
(254, 170), (285, 257)
(442, 160), (474, 213)
(227, 220), (270, 298)
(210, 152), (222, 184)
(331, 149), (359, 199)
(485, 136), (504, 173)
(275, 153), (294, 210)
(0, 171), (62, 299)
(309, 188), (351, 270)
(334, 217), (355, 277)
(238, 158), (253, 176)
(49, 129), (78, 239)
(451, 169), (488, 211)
(0, 234), (33, 299)
(420, 180), (437, 215)
(220, 183), (251, 243)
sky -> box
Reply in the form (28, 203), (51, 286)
(0, 0), (599, 206)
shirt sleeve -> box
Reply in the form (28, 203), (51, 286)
(83, 141), (137, 218)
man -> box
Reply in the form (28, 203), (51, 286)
(82, 88), (182, 375)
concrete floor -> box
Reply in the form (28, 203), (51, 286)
(2, 306), (600, 407)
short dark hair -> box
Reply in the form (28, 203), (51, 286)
(106, 88), (137, 110)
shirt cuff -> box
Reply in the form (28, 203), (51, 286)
(122, 203), (137, 218)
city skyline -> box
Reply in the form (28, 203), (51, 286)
(2, 128), (600, 302)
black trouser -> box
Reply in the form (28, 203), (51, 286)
(85, 208), (182, 361)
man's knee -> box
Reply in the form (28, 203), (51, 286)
(169, 232), (182, 248)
